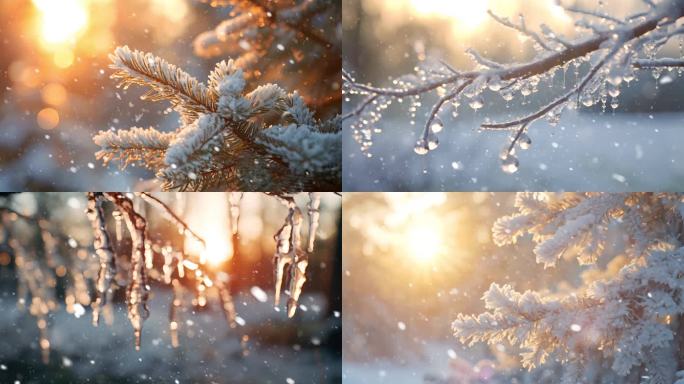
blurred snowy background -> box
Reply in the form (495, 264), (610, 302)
(342, 193), (627, 383)
(0, 192), (341, 383)
(343, 0), (684, 191)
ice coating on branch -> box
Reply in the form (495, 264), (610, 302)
(86, 193), (116, 326)
(105, 193), (150, 351)
(273, 207), (293, 307)
(216, 276), (237, 329)
(112, 209), (123, 242)
(228, 192), (242, 235)
(272, 196), (309, 317)
(286, 209), (307, 318)
(0, 192), (325, 357)
(306, 192), (320, 252)
(343, 0), (684, 171)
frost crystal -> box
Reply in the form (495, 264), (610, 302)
(95, 46), (340, 191)
(455, 192), (684, 380)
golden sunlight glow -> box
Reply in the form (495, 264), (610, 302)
(202, 230), (233, 266)
(408, 0), (489, 31)
(406, 224), (442, 263)
(184, 194), (234, 267)
(33, 0), (89, 48)
(149, 0), (189, 24)
(184, 226), (233, 267)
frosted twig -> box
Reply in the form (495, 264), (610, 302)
(481, 45), (620, 130)
(341, 94), (378, 122)
(306, 192), (321, 252)
(344, 0), (684, 171)
(487, 10), (553, 51)
(465, 48), (504, 69)
(563, 5), (625, 25)
(104, 192), (150, 351)
(633, 57), (684, 68)
(138, 192), (206, 247)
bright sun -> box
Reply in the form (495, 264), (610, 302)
(406, 224), (442, 263)
(184, 194), (234, 267)
(408, 0), (489, 31)
(33, 0), (89, 47)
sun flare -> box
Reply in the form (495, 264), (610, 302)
(184, 194), (234, 267)
(202, 232), (233, 266)
(406, 223), (442, 263)
(407, 0), (489, 31)
(33, 0), (89, 48)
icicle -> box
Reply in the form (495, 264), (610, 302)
(161, 245), (174, 284)
(11, 239), (56, 364)
(228, 192), (243, 235)
(105, 193), (149, 351)
(195, 269), (208, 308)
(112, 210), (123, 242)
(169, 279), (181, 348)
(273, 211), (293, 306)
(177, 252), (186, 278)
(174, 191), (186, 215)
(306, 193), (321, 253)
(272, 196), (309, 317)
(86, 193), (116, 327)
(216, 273), (237, 329)
(144, 242), (153, 270)
(284, 207), (307, 318)
(287, 257), (308, 318)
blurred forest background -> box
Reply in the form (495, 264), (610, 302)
(343, 0), (684, 191)
(0, 192), (341, 383)
(342, 193), (628, 383)
(0, 0), (340, 190)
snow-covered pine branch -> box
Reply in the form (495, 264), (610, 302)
(193, 0), (341, 113)
(94, 46), (341, 191)
(454, 192), (684, 382)
(344, 0), (684, 173)
(1, 192), (326, 362)
(193, 0), (338, 60)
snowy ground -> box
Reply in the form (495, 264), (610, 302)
(343, 342), (452, 384)
(343, 111), (684, 191)
(343, 342), (509, 384)
(0, 288), (341, 384)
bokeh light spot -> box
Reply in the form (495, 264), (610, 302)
(41, 83), (67, 106)
(37, 108), (60, 130)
